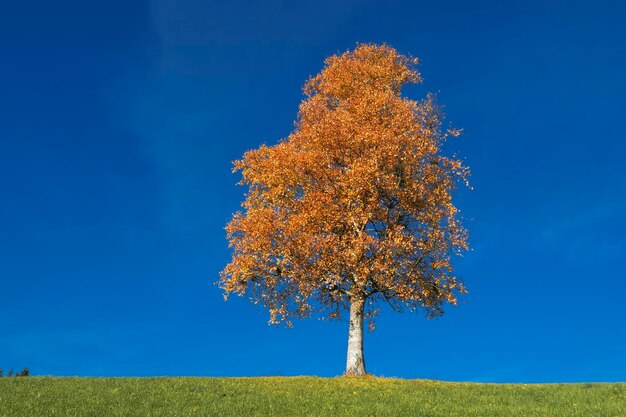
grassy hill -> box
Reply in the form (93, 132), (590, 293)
(1, 376), (625, 416)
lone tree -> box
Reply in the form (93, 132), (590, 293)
(220, 44), (469, 376)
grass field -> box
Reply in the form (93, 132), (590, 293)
(1, 376), (625, 416)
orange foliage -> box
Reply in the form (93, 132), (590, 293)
(220, 44), (469, 327)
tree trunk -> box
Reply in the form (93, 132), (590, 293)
(345, 297), (366, 376)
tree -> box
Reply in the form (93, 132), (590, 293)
(220, 44), (469, 376)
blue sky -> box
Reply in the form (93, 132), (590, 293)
(1, 0), (625, 382)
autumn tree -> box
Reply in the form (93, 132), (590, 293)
(220, 44), (469, 376)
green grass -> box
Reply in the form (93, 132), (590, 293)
(1, 376), (625, 416)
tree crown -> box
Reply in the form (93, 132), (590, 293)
(221, 43), (469, 328)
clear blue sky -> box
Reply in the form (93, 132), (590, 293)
(1, 0), (625, 382)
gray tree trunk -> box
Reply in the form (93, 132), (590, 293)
(345, 297), (366, 376)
